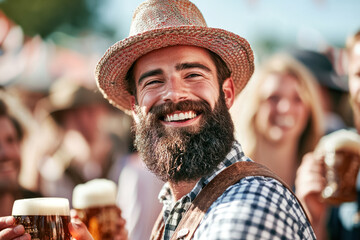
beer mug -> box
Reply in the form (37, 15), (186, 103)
(72, 179), (120, 240)
(315, 129), (360, 205)
(12, 197), (71, 240)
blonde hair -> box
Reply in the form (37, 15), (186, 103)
(234, 53), (325, 163)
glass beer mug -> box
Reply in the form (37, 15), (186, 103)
(12, 197), (72, 240)
(315, 129), (360, 205)
(72, 179), (120, 240)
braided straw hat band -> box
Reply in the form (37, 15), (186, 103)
(95, 0), (255, 114)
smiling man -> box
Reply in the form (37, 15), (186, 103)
(131, 46), (235, 189)
(93, 0), (316, 239)
(0, 0), (316, 240)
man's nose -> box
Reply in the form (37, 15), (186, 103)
(162, 77), (188, 103)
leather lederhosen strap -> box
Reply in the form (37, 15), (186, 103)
(150, 161), (310, 240)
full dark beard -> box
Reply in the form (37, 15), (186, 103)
(133, 95), (234, 183)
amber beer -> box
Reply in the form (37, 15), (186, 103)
(12, 197), (71, 240)
(315, 129), (360, 205)
(72, 179), (119, 240)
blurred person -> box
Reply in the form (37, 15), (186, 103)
(1, 8), (103, 192)
(2, 86), (50, 192)
(92, 0), (315, 239)
(0, 89), (42, 217)
(0, 88), (129, 239)
(36, 78), (132, 205)
(234, 53), (325, 187)
(0, 11), (130, 240)
(290, 49), (350, 134)
(295, 30), (360, 240)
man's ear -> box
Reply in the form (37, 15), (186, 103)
(222, 77), (235, 109)
(130, 96), (140, 124)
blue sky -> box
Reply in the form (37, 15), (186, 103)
(99, 0), (360, 55)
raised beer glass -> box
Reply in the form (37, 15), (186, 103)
(315, 129), (360, 205)
(12, 197), (71, 240)
(72, 179), (120, 240)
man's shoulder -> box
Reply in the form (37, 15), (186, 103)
(193, 176), (315, 239)
(209, 175), (294, 212)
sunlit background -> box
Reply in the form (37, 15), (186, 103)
(0, 0), (359, 191)
(1, 0), (359, 91)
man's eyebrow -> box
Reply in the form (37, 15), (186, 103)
(138, 69), (163, 85)
(175, 62), (212, 72)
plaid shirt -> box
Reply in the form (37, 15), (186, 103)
(158, 141), (316, 240)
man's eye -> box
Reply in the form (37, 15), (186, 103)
(186, 73), (202, 78)
(144, 80), (162, 86)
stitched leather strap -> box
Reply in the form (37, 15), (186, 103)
(150, 161), (310, 240)
(151, 211), (165, 240)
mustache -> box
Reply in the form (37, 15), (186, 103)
(149, 100), (212, 120)
(134, 94), (235, 182)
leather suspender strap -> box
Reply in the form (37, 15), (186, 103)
(151, 209), (165, 240)
(150, 161), (310, 240)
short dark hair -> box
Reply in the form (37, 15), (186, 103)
(125, 49), (231, 99)
(207, 50), (232, 85)
(126, 63), (136, 97)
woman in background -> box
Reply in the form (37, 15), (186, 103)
(0, 89), (42, 217)
(233, 53), (325, 187)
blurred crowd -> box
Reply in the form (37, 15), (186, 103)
(1, 6), (359, 240)
(0, 10), (163, 240)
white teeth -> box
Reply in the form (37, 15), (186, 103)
(164, 111), (197, 122)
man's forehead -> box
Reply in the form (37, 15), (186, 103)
(135, 45), (212, 65)
(133, 46), (214, 77)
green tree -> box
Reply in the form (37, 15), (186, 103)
(0, 0), (111, 38)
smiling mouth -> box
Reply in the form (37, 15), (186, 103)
(164, 111), (198, 122)
(275, 115), (295, 128)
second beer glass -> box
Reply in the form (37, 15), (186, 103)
(72, 179), (120, 240)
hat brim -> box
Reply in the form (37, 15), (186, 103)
(95, 25), (254, 114)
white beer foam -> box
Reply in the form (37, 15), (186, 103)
(72, 178), (117, 209)
(12, 198), (70, 216)
(316, 129), (360, 154)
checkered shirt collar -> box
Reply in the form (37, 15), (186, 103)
(158, 141), (250, 239)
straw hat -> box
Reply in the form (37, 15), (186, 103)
(95, 0), (254, 114)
